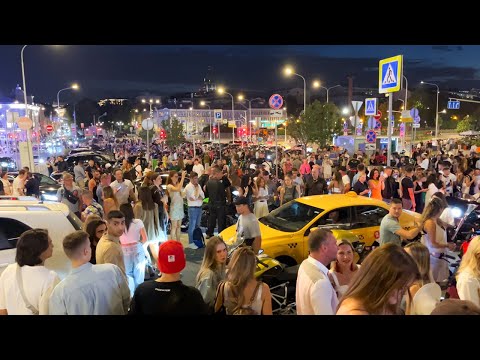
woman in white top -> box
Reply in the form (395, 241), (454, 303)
(456, 235), (480, 307)
(420, 196), (456, 283)
(328, 171), (344, 194)
(1, 171), (12, 195)
(328, 240), (360, 298)
(120, 203), (148, 297)
(404, 242), (441, 315)
(322, 156), (333, 180)
(166, 170), (187, 242)
(424, 173), (440, 205)
(0, 229), (60, 315)
(253, 177), (269, 219)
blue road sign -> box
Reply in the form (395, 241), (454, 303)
(343, 122), (348, 130)
(365, 98), (377, 116)
(366, 129), (377, 143)
(447, 101), (460, 110)
(379, 55), (403, 93)
(374, 120), (381, 130)
(269, 94), (284, 110)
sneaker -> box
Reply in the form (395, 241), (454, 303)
(187, 243), (199, 250)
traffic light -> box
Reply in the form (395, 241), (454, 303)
(160, 129), (166, 139)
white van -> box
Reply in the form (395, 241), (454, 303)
(0, 197), (83, 280)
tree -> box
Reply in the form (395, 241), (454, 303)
(457, 116), (472, 133)
(161, 117), (185, 147)
(286, 100), (342, 148)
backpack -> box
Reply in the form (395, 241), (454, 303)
(192, 227), (205, 248)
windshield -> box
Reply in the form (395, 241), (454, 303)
(260, 200), (323, 232)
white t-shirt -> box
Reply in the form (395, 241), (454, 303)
(110, 179), (134, 205)
(342, 174), (350, 187)
(0, 263), (60, 315)
(135, 164), (143, 179)
(120, 218), (145, 245)
(441, 173), (457, 196)
(12, 176), (24, 196)
(185, 182), (204, 207)
(420, 158), (429, 170)
(192, 163), (205, 176)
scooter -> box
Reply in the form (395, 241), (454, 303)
(222, 233), (298, 314)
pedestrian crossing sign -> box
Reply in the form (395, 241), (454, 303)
(365, 98), (377, 116)
(379, 55), (403, 93)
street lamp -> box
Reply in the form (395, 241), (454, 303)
(141, 99), (159, 162)
(237, 95), (263, 144)
(421, 81), (440, 139)
(20, 45), (35, 170)
(312, 81), (341, 103)
(217, 87), (235, 143)
(57, 84), (79, 114)
(284, 66), (306, 115)
(200, 101), (212, 141)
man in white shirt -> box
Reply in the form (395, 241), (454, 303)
(192, 158), (205, 176)
(338, 166), (351, 193)
(296, 228), (339, 315)
(420, 153), (429, 170)
(441, 166), (457, 197)
(134, 158), (143, 180)
(185, 171), (205, 249)
(110, 168), (135, 206)
(49, 230), (130, 315)
(12, 169), (27, 196)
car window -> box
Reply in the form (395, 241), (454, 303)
(260, 200), (323, 233)
(306, 207), (351, 235)
(0, 218), (31, 250)
(351, 205), (388, 229)
(37, 174), (57, 186)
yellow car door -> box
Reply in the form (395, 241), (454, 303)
(349, 205), (389, 247)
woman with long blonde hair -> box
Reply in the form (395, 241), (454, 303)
(456, 235), (480, 306)
(253, 176), (269, 219)
(220, 247), (272, 315)
(196, 237), (227, 310)
(420, 196), (455, 283)
(404, 242), (441, 315)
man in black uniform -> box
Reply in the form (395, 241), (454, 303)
(55, 156), (68, 172)
(205, 165), (231, 238)
(381, 166), (397, 204)
(304, 165), (328, 196)
(128, 240), (208, 315)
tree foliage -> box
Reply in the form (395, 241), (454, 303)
(161, 117), (186, 147)
(457, 116), (472, 133)
(286, 100), (342, 147)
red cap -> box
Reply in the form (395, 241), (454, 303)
(158, 240), (186, 274)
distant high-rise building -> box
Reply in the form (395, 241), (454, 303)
(203, 66), (216, 93)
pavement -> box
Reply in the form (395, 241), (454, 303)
(176, 231), (207, 287)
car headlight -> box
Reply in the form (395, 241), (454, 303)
(451, 207), (463, 218)
(1, 162), (7, 167)
(42, 194), (58, 201)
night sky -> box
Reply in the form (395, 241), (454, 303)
(1, 45), (479, 103)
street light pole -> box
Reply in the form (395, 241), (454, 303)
(421, 81), (440, 140)
(20, 45), (34, 171)
(217, 88), (235, 143)
(313, 82), (341, 104)
(200, 101), (212, 141)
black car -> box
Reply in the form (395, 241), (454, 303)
(8, 172), (61, 202)
(65, 152), (115, 172)
(0, 157), (17, 172)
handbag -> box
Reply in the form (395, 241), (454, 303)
(16, 265), (39, 315)
(213, 281), (227, 316)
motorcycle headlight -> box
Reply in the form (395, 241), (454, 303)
(451, 207), (463, 218)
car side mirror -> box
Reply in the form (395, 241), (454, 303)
(258, 249), (264, 255)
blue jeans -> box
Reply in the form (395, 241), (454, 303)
(122, 243), (146, 297)
(188, 206), (203, 244)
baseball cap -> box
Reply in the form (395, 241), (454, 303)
(157, 240), (186, 274)
(234, 196), (249, 206)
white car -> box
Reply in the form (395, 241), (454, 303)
(0, 197), (83, 280)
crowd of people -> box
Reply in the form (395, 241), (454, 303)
(2, 136), (480, 315)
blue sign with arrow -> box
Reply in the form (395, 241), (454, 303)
(447, 101), (460, 110)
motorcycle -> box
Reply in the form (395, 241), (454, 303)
(221, 233), (298, 315)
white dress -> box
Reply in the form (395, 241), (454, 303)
(254, 186), (269, 219)
(421, 222), (449, 283)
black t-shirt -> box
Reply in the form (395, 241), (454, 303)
(353, 180), (368, 196)
(348, 159), (360, 171)
(25, 177), (40, 196)
(401, 177), (414, 199)
(128, 280), (209, 315)
(185, 163), (194, 174)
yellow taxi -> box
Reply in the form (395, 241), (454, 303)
(220, 192), (419, 266)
